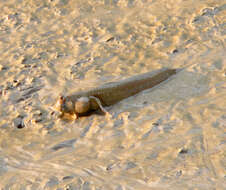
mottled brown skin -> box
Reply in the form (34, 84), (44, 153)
(59, 68), (177, 118)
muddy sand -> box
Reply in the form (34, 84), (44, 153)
(0, 0), (225, 189)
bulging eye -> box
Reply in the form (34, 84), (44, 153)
(55, 95), (65, 111)
(75, 97), (90, 114)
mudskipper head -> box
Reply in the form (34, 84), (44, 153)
(56, 95), (91, 118)
(56, 96), (74, 114)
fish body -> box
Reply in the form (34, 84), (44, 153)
(59, 68), (177, 118)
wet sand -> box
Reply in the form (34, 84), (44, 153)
(0, 0), (225, 189)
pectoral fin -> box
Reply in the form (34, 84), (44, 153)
(89, 96), (109, 115)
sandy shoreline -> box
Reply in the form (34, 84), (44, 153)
(0, 0), (225, 189)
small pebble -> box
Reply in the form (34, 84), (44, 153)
(179, 148), (188, 154)
(172, 49), (179, 54)
(1, 66), (8, 70)
(13, 116), (25, 129)
(62, 176), (74, 181)
(176, 170), (182, 177)
(152, 122), (159, 126)
(106, 163), (114, 171)
(106, 37), (115, 42)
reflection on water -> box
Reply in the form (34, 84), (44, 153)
(0, 0), (225, 189)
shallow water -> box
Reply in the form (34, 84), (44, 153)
(0, 0), (225, 189)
